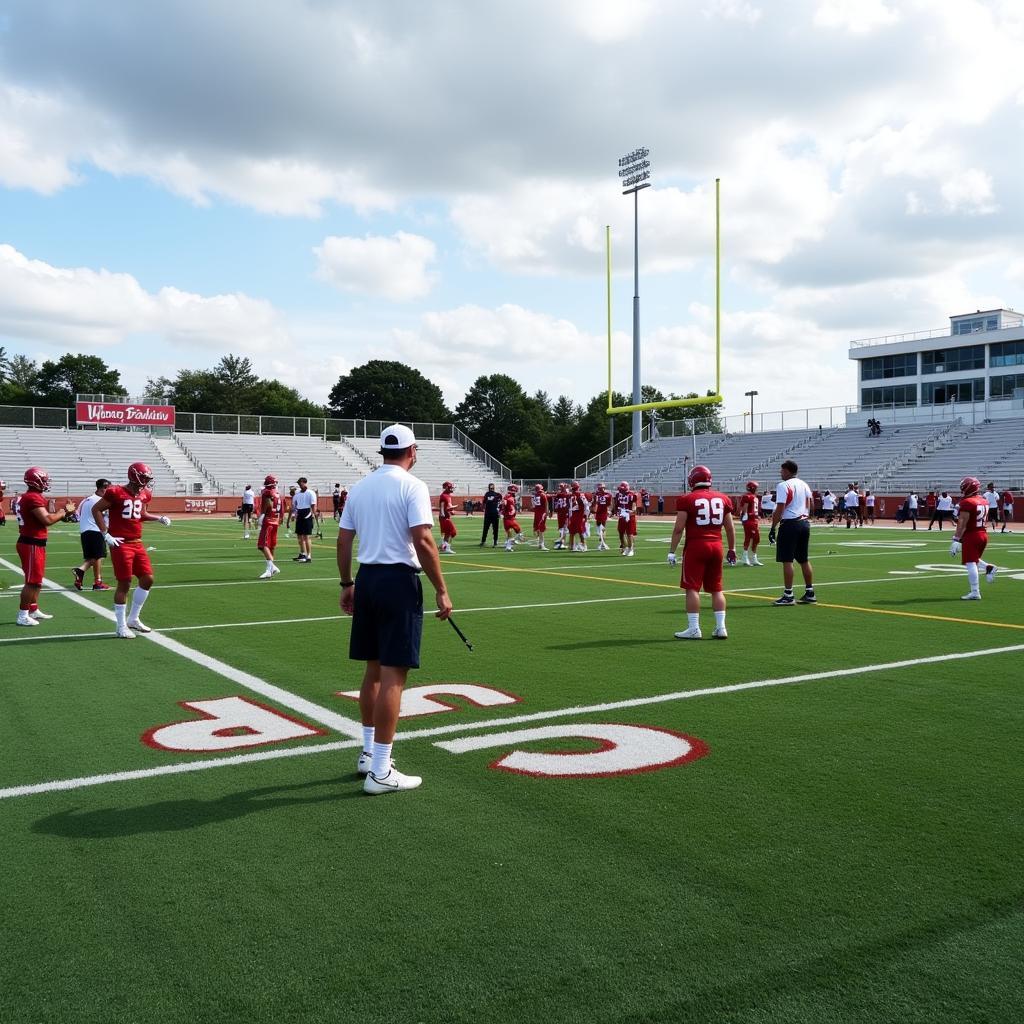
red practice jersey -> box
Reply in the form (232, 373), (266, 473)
(1002, 490), (1014, 506)
(104, 484), (152, 540)
(959, 495), (989, 537)
(677, 489), (734, 545)
(738, 493), (759, 521)
(15, 490), (48, 540)
(567, 493), (586, 517)
(261, 487), (282, 524)
(439, 492), (455, 521)
(500, 496), (518, 518)
(592, 491), (612, 517)
(531, 492), (548, 514)
(613, 490), (637, 516)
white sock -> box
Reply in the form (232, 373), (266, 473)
(362, 725), (375, 752)
(598, 525), (605, 541)
(979, 559), (991, 572)
(370, 741), (393, 777)
(130, 588), (150, 620)
(687, 612), (700, 630)
(714, 610), (726, 629)
(966, 562), (980, 591)
(115, 603), (126, 628)
(266, 559), (275, 570)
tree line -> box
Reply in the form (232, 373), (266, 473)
(0, 348), (721, 476)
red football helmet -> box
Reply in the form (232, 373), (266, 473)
(558, 482), (568, 492)
(746, 480), (759, 493)
(23, 466), (50, 492)
(618, 480), (630, 493)
(596, 482), (606, 492)
(508, 483), (519, 493)
(570, 481), (581, 492)
(264, 474), (277, 487)
(688, 464), (713, 489)
(533, 482), (544, 493)
(442, 481), (454, 493)
(127, 462), (154, 490)
(960, 476), (980, 497)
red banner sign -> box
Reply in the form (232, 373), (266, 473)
(76, 402), (175, 427)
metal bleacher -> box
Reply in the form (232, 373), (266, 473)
(342, 436), (497, 493)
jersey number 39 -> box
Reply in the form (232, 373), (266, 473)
(694, 497), (725, 526)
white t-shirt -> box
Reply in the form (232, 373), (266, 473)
(866, 495), (875, 507)
(908, 494), (918, 510)
(761, 493), (776, 512)
(775, 477), (813, 519)
(822, 492), (835, 511)
(844, 489), (860, 510)
(340, 464), (433, 567)
(937, 494), (953, 511)
(242, 487), (255, 507)
(78, 493), (106, 534)
(292, 488), (317, 514)
(983, 489), (999, 509)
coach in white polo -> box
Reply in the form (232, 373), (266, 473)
(769, 459), (816, 606)
(338, 423), (452, 795)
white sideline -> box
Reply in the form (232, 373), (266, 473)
(0, 557), (363, 740)
(2, 640), (1023, 800)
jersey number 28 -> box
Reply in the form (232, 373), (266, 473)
(122, 499), (143, 520)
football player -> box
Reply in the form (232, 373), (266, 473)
(591, 482), (612, 551)
(567, 482), (588, 552)
(91, 462), (172, 638)
(13, 467), (75, 627)
(1000, 486), (1014, 533)
(0, 477), (6, 526)
(667, 464), (736, 639)
(552, 482), (569, 549)
(530, 483), (549, 550)
(501, 485), (523, 551)
(950, 476), (998, 600)
(738, 481), (763, 565)
(612, 481), (638, 557)
(439, 481), (457, 554)
(257, 474), (283, 579)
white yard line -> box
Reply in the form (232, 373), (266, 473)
(0, 557), (363, 740)
(3, 640), (1022, 801)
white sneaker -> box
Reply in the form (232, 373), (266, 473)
(674, 626), (703, 640)
(625, 549), (635, 557)
(712, 626), (728, 640)
(15, 612), (39, 627)
(538, 543), (548, 550)
(243, 532), (250, 540)
(960, 592), (981, 601)
(357, 752), (395, 776)
(985, 565), (998, 584)
(116, 625), (136, 639)
(598, 541), (609, 551)
(752, 556), (764, 566)
(447, 547), (456, 555)
(742, 556), (751, 566)
(270, 565), (280, 576)
(258, 568), (274, 579)
(29, 609), (54, 620)
(126, 618), (152, 633)
(364, 767), (422, 795)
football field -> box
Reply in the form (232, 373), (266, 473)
(1, 516), (1023, 1024)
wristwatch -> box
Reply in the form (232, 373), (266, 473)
(340, 580), (354, 587)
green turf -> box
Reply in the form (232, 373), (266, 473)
(1, 516), (1023, 1023)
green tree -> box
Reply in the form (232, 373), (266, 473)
(36, 354), (123, 407)
(551, 395), (579, 427)
(328, 361), (450, 422)
(0, 353), (38, 405)
(0, 346), (10, 383)
(455, 374), (542, 462)
(250, 379), (325, 418)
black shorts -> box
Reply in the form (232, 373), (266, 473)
(776, 519), (810, 564)
(241, 503), (254, 518)
(987, 508), (999, 523)
(295, 512), (314, 536)
(349, 564), (424, 669)
(80, 531), (107, 561)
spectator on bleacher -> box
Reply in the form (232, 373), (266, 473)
(865, 490), (875, 524)
(241, 484), (255, 539)
(1000, 487), (1014, 533)
(907, 491), (919, 530)
(73, 478), (113, 592)
(480, 482), (501, 546)
(332, 483), (342, 521)
(982, 483), (1000, 526)
(930, 491), (953, 530)
(291, 477), (317, 563)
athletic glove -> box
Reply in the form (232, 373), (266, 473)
(666, 552), (677, 566)
(949, 539), (961, 558)
(158, 516), (172, 527)
(104, 532), (123, 548)
(768, 527), (777, 545)
(726, 549), (737, 565)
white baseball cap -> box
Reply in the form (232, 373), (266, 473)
(379, 424), (417, 450)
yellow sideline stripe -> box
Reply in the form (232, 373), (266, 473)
(454, 559), (1024, 632)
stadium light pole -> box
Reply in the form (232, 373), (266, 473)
(744, 390), (758, 432)
(619, 148), (651, 453)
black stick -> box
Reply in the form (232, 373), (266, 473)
(447, 615), (473, 652)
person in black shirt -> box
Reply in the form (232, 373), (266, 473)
(480, 483), (502, 546)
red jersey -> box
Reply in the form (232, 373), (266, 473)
(500, 495), (518, 518)
(553, 494), (568, 515)
(439, 492), (455, 521)
(15, 490), (49, 540)
(592, 491), (611, 517)
(530, 492), (548, 513)
(104, 484), (152, 540)
(567, 493), (586, 516)
(738, 493), (759, 520)
(959, 495), (989, 537)
(613, 490), (637, 516)
(1002, 490), (1014, 506)
(261, 487), (282, 525)
(677, 489), (734, 545)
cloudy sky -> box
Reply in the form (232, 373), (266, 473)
(2, 0), (1023, 426)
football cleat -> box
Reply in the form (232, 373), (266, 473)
(712, 626), (728, 639)
(258, 569), (275, 579)
(116, 625), (136, 639)
(29, 609), (54, 620)
(961, 592), (981, 601)
(126, 618), (152, 633)
(363, 767), (422, 795)
(92, 582), (111, 591)
(625, 549), (634, 557)
(688, 464), (713, 489)
(985, 565), (998, 584)
(751, 556), (764, 566)
(773, 594), (796, 606)
(674, 626), (702, 640)
(73, 568), (85, 590)
(15, 612), (39, 627)
(797, 591), (817, 604)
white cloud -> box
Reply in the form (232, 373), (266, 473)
(814, 0), (899, 34)
(313, 231), (438, 301)
(0, 243), (288, 351)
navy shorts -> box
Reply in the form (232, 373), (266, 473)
(776, 519), (811, 564)
(349, 564), (424, 669)
(295, 512), (314, 536)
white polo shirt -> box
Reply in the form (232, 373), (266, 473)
(340, 464), (433, 567)
(78, 493), (106, 534)
(844, 489), (860, 510)
(908, 494), (918, 510)
(822, 492), (835, 511)
(937, 494), (953, 511)
(775, 477), (813, 519)
(983, 489), (999, 509)
(292, 488), (317, 514)
(242, 487), (255, 507)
